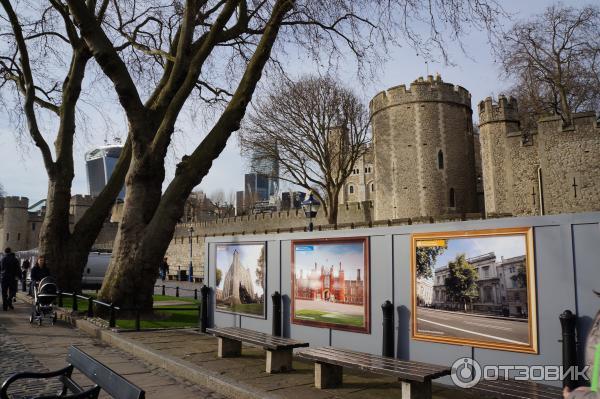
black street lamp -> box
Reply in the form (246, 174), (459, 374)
(188, 226), (194, 282)
(301, 192), (321, 232)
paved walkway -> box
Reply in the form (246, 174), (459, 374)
(0, 300), (226, 399)
(121, 329), (466, 399)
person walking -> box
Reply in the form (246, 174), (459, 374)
(159, 258), (169, 282)
(564, 291), (600, 399)
(1, 248), (22, 311)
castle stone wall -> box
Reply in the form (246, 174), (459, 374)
(370, 75), (478, 220)
(479, 96), (600, 216)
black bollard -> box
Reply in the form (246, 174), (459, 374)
(135, 308), (141, 331)
(200, 285), (210, 333)
(87, 297), (94, 318)
(109, 304), (116, 328)
(272, 291), (282, 337)
(58, 291), (63, 307)
(382, 300), (394, 357)
(162, 285), (166, 296)
(194, 289), (198, 300)
(176, 286), (180, 297)
(72, 292), (78, 312)
(559, 310), (578, 390)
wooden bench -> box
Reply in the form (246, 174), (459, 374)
(466, 378), (564, 399)
(206, 327), (309, 373)
(0, 346), (145, 399)
(296, 346), (451, 399)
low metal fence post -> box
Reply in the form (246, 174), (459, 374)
(272, 291), (282, 337)
(194, 288), (198, 300)
(382, 300), (394, 358)
(72, 292), (78, 312)
(109, 304), (116, 328)
(176, 286), (180, 297)
(200, 285), (210, 333)
(58, 291), (63, 307)
(162, 285), (166, 296)
(135, 308), (141, 331)
(87, 297), (94, 318)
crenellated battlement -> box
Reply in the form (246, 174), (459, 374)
(536, 111), (599, 132)
(478, 95), (519, 126)
(1, 196), (29, 209)
(370, 75), (471, 116)
(70, 194), (95, 207)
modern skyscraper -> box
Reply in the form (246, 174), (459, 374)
(85, 145), (125, 200)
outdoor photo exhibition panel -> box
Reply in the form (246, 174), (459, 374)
(411, 227), (538, 354)
(214, 241), (267, 319)
(291, 237), (371, 334)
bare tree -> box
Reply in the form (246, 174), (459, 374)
(239, 75), (370, 225)
(1, 0), (503, 310)
(0, 182), (5, 197)
(496, 4), (600, 125)
(0, 1), (130, 291)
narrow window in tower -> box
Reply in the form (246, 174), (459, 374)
(17, 233), (20, 241)
(349, 185), (354, 194)
(31, 223), (36, 231)
(5, 233), (8, 241)
(438, 150), (444, 169)
(449, 188), (456, 207)
(371, 183), (375, 192)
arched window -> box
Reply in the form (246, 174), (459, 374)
(371, 183), (375, 192)
(449, 188), (456, 207)
(438, 150), (444, 169)
(349, 185), (354, 194)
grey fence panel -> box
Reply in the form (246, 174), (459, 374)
(204, 212), (600, 387)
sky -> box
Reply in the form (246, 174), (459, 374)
(429, 235), (527, 273)
(216, 243), (265, 297)
(0, 0), (588, 204)
(295, 242), (365, 281)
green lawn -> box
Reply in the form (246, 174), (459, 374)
(217, 302), (264, 316)
(295, 309), (364, 327)
(57, 294), (201, 329)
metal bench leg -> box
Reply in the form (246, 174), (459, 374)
(314, 362), (343, 389)
(217, 337), (241, 358)
(266, 349), (293, 373)
(400, 380), (432, 399)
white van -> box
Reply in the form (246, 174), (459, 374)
(16, 249), (111, 289)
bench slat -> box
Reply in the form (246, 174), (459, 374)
(68, 346), (145, 399)
(314, 347), (449, 374)
(207, 327), (309, 350)
(296, 347), (450, 382)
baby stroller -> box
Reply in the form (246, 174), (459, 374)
(29, 276), (58, 326)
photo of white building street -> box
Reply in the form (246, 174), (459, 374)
(415, 233), (533, 347)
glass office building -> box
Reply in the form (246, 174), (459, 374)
(85, 145), (125, 200)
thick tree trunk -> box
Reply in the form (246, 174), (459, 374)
(98, 155), (166, 309)
(37, 176), (79, 290)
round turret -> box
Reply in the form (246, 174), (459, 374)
(371, 76), (478, 219)
(1, 196), (29, 251)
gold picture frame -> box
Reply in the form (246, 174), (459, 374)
(411, 227), (538, 354)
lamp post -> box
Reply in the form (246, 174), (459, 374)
(188, 226), (194, 282)
(301, 192), (321, 232)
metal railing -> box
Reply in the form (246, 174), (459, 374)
(56, 285), (210, 332)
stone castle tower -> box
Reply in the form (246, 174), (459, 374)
(370, 75), (478, 220)
(0, 197), (37, 252)
(479, 95), (600, 215)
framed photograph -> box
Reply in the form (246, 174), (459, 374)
(215, 242), (266, 318)
(411, 227), (538, 353)
(292, 237), (370, 333)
